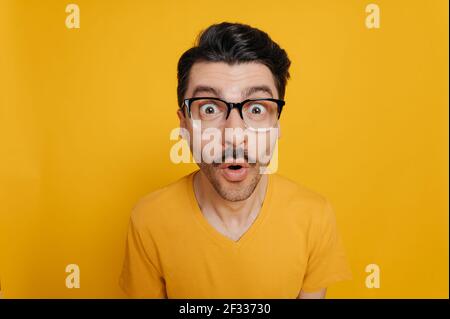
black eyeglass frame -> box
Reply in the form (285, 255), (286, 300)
(180, 97), (285, 121)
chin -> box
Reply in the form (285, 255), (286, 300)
(213, 167), (261, 202)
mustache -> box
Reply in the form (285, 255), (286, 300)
(212, 148), (257, 165)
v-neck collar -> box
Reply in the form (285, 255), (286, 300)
(187, 170), (273, 250)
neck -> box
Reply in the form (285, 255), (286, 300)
(193, 170), (268, 227)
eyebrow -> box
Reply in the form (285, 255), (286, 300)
(191, 86), (222, 98)
(190, 85), (274, 99)
(242, 85), (274, 99)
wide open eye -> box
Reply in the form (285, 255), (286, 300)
(246, 103), (267, 116)
(199, 103), (220, 115)
(242, 100), (279, 129)
(190, 99), (227, 123)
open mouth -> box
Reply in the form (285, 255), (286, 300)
(219, 162), (250, 182)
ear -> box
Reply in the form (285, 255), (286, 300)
(177, 108), (189, 140)
(177, 108), (186, 127)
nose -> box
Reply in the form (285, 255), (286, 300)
(223, 107), (247, 149)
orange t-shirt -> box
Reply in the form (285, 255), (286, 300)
(119, 170), (352, 298)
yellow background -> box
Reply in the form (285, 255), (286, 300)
(0, 0), (448, 298)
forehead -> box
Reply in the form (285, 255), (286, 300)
(186, 61), (278, 99)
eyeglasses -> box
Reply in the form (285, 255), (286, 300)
(181, 97), (285, 130)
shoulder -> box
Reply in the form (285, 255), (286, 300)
(129, 172), (193, 230)
(270, 173), (334, 223)
(271, 173), (328, 208)
(270, 174), (339, 248)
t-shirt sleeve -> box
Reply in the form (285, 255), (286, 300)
(119, 211), (166, 298)
(301, 199), (352, 293)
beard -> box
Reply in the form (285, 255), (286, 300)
(197, 147), (263, 202)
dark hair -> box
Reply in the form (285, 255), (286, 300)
(177, 22), (291, 107)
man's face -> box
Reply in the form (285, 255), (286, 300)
(178, 61), (281, 201)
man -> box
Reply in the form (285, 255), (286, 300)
(119, 22), (352, 299)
